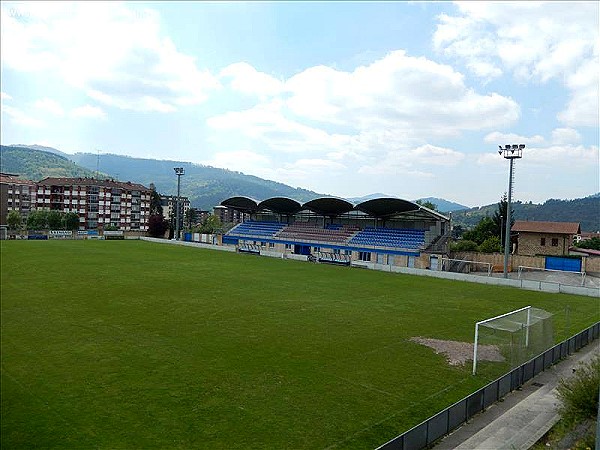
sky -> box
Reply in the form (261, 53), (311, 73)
(1, 1), (598, 207)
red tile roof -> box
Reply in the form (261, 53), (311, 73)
(0, 173), (36, 185)
(512, 220), (581, 235)
(37, 177), (149, 191)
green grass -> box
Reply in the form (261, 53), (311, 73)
(1, 240), (598, 449)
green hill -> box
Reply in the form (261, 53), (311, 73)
(452, 195), (600, 232)
(67, 152), (324, 210)
(0, 145), (98, 180)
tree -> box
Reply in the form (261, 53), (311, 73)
(26, 210), (48, 230)
(149, 183), (163, 216)
(63, 212), (80, 230)
(492, 193), (514, 247)
(576, 236), (600, 250)
(415, 200), (438, 211)
(148, 214), (169, 238)
(463, 216), (497, 245)
(47, 210), (63, 229)
(478, 236), (502, 253)
(184, 208), (197, 230)
(200, 214), (222, 234)
(7, 210), (22, 231)
(450, 239), (478, 252)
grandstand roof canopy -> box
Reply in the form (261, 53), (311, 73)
(220, 196), (449, 221)
(355, 198), (419, 218)
(257, 197), (303, 215)
(302, 197), (355, 216)
(220, 196), (260, 213)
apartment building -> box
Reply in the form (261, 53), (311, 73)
(213, 205), (249, 224)
(160, 195), (191, 224)
(0, 173), (37, 226)
(36, 177), (151, 231)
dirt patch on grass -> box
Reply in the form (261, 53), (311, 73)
(411, 337), (505, 366)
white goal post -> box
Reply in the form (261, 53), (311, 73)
(440, 257), (492, 276)
(472, 305), (554, 375)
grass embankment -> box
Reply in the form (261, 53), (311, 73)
(2, 240), (598, 449)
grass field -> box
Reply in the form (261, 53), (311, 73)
(1, 240), (598, 449)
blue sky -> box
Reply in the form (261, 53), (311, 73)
(1, 1), (598, 207)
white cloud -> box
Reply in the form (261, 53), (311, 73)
(70, 105), (107, 119)
(1, 104), (44, 128)
(201, 150), (272, 177)
(284, 51), (519, 134)
(34, 98), (64, 117)
(207, 51), (520, 170)
(1, 2), (220, 113)
(1, 91), (12, 101)
(220, 62), (284, 99)
(434, 1), (599, 127)
(484, 131), (545, 146)
(551, 128), (581, 145)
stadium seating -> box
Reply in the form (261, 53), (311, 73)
(348, 227), (425, 250)
(226, 221), (286, 238)
(276, 223), (359, 243)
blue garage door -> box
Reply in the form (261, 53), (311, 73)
(545, 256), (582, 272)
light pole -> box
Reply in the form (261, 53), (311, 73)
(500, 215), (504, 249)
(174, 167), (185, 240)
(498, 144), (524, 278)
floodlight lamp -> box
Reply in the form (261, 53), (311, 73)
(519, 144), (525, 150)
(505, 144), (511, 150)
(512, 144), (519, 150)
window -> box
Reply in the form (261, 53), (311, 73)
(313, 246), (320, 252)
(359, 251), (371, 262)
(269, 242), (274, 248)
(285, 244), (291, 250)
(551, 238), (559, 247)
(540, 238), (546, 246)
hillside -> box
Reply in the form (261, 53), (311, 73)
(0, 145), (98, 180)
(1, 145), (324, 210)
(67, 152), (324, 210)
(452, 195), (600, 232)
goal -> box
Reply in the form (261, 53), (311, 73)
(472, 306), (554, 375)
(441, 257), (492, 276)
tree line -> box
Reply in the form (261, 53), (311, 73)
(7, 209), (80, 231)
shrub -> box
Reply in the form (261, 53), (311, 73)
(450, 239), (479, 252)
(479, 236), (502, 253)
(556, 355), (600, 424)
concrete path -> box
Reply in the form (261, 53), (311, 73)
(434, 341), (599, 450)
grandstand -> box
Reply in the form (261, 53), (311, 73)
(221, 196), (449, 267)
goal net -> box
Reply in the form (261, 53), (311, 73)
(472, 306), (554, 375)
(441, 257), (492, 276)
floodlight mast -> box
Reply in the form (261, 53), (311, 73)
(498, 144), (525, 278)
(174, 167), (185, 240)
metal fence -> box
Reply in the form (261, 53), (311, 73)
(376, 322), (600, 450)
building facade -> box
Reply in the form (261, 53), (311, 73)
(0, 173), (36, 226)
(160, 195), (190, 226)
(212, 205), (249, 224)
(35, 177), (151, 231)
(512, 220), (581, 257)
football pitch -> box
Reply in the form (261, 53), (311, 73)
(2, 240), (598, 449)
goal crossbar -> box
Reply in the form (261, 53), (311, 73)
(441, 257), (492, 276)
(472, 306), (531, 375)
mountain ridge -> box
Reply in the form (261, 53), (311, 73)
(2, 144), (598, 230)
